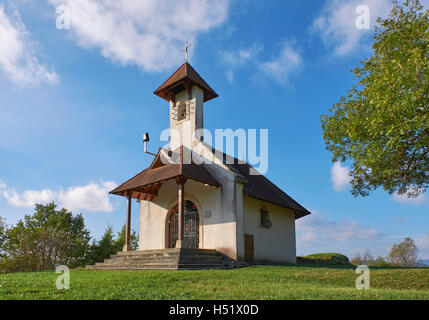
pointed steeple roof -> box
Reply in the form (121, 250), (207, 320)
(154, 62), (218, 102)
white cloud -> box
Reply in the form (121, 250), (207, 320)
(416, 235), (429, 253)
(220, 43), (263, 66)
(296, 210), (379, 250)
(58, 181), (117, 213)
(220, 42), (263, 83)
(393, 192), (427, 205)
(312, 0), (429, 56)
(2, 188), (57, 208)
(0, 180), (6, 189)
(220, 41), (302, 84)
(297, 211), (429, 258)
(48, 0), (230, 72)
(258, 42), (302, 84)
(1, 180), (117, 213)
(225, 70), (234, 82)
(311, 0), (390, 56)
(0, 5), (58, 87)
(331, 161), (351, 192)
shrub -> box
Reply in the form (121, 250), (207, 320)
(303, 253), (350, 265)
(0, 203), (91, 273)
(389, 238), (419, 267)
(351, 250), (374, 266)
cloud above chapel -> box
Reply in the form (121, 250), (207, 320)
(310, 0), (429, 57)
(220, 41), (303, 85)
(48, 0), (230, 72)
(0, 5), (59, 87)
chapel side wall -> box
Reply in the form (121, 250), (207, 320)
(243, 196), (297, 263)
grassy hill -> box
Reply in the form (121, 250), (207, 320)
(300, 253), (351, 266)
(0, 265), (428, 300)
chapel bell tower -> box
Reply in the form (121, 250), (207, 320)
(153, 62), (218, 150)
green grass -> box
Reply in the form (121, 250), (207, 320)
(0, 265), (428, 300)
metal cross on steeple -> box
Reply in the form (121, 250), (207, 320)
(183, 41), (192, 62)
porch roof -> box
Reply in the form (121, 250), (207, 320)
(110, 147), (220, 200)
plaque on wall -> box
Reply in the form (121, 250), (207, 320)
(204, 210), (212, 218)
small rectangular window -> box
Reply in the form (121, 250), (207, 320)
(260, 209), (272, 228)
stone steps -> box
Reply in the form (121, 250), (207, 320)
(86, 265), (230, 271)
(103, 258), (224, 265)
(85, 248), (241, 271)
(116, 248), (219, 256)
(106, 255), (224, 263)
(91, 261), (228, 268)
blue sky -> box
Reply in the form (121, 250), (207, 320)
(0, 0), (428, 259)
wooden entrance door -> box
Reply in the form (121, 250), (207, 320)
(244, 234), (254, 262)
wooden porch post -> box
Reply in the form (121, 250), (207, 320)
(175, 177), (186, 248)
(123, 195), (132, 252)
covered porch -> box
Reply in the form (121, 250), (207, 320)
(110, 146), (220, 252)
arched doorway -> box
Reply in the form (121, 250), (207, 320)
(168, 200), (200, 249)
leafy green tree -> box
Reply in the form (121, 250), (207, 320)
(87, 225), (138, 265)
(87, 226), (117, 264)
(1, 202), (91, 272)
(389, 237), (419, 267)
(321, 0), (429, 198)
(115, 225), (139, 252)
(0, 216), (6, 258)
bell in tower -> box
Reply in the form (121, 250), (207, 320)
(153, 62), (218, 150)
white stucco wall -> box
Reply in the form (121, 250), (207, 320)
(243, 196), (297, 264)
(139, 173), (240, 260)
